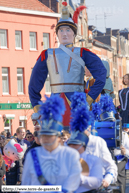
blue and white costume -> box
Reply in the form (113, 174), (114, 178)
(22, 145), (82, 193)
(21, 94), (82, 193)
(114, 131), (129, 162)
(67, 92), (103, 193)
(86, 134), (118, 185)
(77, 153), (102, 193)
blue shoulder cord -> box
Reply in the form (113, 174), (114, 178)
(31, 148), (68, 193)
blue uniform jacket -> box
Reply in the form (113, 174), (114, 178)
(29, 48), (107, 108)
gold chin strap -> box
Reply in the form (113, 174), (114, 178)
(86, 95), (94, 106)
(34, 105), (41, 113)
(80, 158), (89, 176)
(65, 44), (73, 48)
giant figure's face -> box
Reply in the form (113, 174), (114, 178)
(57, 26), (75, 45)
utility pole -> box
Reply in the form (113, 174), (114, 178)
(104, 12), (112, 31)
(95, 15), (103, 30)
(49, 0), (51, 9)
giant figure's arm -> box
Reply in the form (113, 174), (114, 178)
(28, 50), (48, 112)
(81, 48), (107, 105)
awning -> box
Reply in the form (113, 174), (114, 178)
(19, 116), (27, 120)
(5, 114), (15, 119)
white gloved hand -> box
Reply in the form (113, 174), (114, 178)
(31, 113), (41, 126)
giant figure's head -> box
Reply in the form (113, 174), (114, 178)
(56, 2), (86, 45)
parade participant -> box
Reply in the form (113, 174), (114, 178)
(60, 130), (71, 146)
(67, 92), (103, 193)
(123, 123), (129, 171)
(21, 94), (82, 192)
(101, 60), (115, 99)
(88, 95), (118, 188)
(84, 128), (118, 188)
(113, 123), (129, 193)
(118, 73), (129, 125)
(91, 94), (128, 192)
(29, 1), (107, 127)
(114, 131), (129, 193)
(34, 125), (41, 131)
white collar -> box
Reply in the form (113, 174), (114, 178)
(41, 144), (62, 155)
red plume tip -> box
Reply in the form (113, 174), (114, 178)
(73, 5), (86, 24)
(62, 2), (67, 6)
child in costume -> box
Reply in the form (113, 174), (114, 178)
(29, 1), (107, 127)
(21, 94), (82, 193)
(67, 92), (103, 193)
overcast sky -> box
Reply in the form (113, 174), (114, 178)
(74, 0), (129, 33)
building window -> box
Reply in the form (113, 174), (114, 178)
(45, 74), (51, 94)
(0, 29), (7, 48)
(19, 120), (25, 127)
(43, 33), (49, 50)
(2, 67), (9, 94)
(4, 119), (11, 132)
(29, 32), (37, 50)
(15, 31), (22, 49)
(17, 68), (24, 94)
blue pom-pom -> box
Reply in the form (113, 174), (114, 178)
(92, 102), (101, 120)
(70, 92), (88, 112)
(38, 94), (66, 122)
(88, 111), (95, 127)
(100, 94), (116, 114)
(70, 106), (90, 132)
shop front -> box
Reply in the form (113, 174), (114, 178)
(0, 103), (34, 135)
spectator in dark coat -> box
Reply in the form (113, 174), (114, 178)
(23, 131), (41, 164)
(25, 132), (34, 146)
(7, 131), (11, 139)
(0, 153), (6, 188)
(0, 135), (6, 155)
(6, 159), (23, 185)
(16, 127), (30, 147)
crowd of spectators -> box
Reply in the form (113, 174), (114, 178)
(0, 125), (41, 190)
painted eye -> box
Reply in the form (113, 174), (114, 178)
(12, 153), (14, 154)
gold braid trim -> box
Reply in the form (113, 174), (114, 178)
(33, 105), (41, 113)
(64, 94), (71, 106)
(86, 95), (94, 106)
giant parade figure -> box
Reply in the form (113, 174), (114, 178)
(29, 1), (107, 126)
